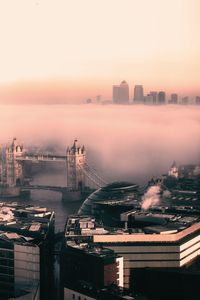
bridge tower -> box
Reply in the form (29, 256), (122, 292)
(168, 161), (179, 178)
(5, 138), (24, 187)
(66, 140), (86, 190)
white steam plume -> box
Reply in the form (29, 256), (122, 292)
(141, 185), (161, 210)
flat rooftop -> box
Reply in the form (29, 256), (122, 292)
(65, 205), (200, 244)
(0, 202), (54, 245)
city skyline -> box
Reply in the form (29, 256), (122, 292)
(0, 0), (200, 103)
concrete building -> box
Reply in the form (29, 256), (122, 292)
(61, 241), (123, 288)
(170, 93), (178, 104)
(133, 85), (144, 104)
(149, 91), (157, 104)
(181, 96), (189, 105)
(157, 91), (166, 104)
(144, 94), (154, 105)
(133, 258), (200, 300)
(67, 206), (200, 291)
(0, 202), (55, 300)
(113, 81), (129, 104)
(113, 85), (121, 103)
(62, 215), (126, 299)
(196, 96), (200, 104)
(64, 284), (135, 300)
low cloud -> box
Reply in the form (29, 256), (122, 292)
(1, 104), (200, 185)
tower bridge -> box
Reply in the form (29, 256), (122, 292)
(0, 138), (107, 201)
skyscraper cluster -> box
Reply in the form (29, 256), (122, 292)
(112, 81), (200, 105)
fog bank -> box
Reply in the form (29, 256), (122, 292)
(1, 104), (200, 184)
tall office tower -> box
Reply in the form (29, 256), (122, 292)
(112, 85), (120, 103)
(119, 80), (129, 104)
(133, 85), (144, 103)
(113, 81), (129, 104)
(144, 94), (154, 104)
(196, 96), (200, 104)
(182, 96), (189, 104)
(170, 93), (178, 104)
(149, 91), (158, 104)
(158, 91), (166, 104)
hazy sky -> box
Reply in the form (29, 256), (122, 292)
(0, 0), (200, 103)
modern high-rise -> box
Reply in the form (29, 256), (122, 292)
(149, 91), (158, 104)
(113, 85), (120, 103)
(133, 85), (144, 103)
(170, 93), (178, 104)
(196, 96), (200, 104)
(158, 91), (166, 104)
(112, 81), (129, 104)
(181, 96), (189, 105)
(144, 94), (154, 104)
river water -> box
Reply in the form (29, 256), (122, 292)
(0, 189), (82, 232)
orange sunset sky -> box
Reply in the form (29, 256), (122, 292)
(0, 0), (200, 103)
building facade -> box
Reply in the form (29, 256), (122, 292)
(0, 203), (55, 300)
(113, 81), (129, 104)
(158, 91), (166, 104)
(133, 85), (144, 103)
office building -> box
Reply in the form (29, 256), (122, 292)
(113, 85), (121, 103)
(149, 91), (157, 104)
(133, 259), (200, 300)
(72, 203), (200, 291)
(78, 181), (139, 218)
(0, 202), (55, 300)
(158, 91), (166, 104)
(170, 93), (178, 104)
(133, 85), (144, 103)
(144, 94), (154, 104)
(196, 96), (200, 104)
(61, 216), (125, 299)
(112, 81), (129, 104)
(181, 96), (189, 105)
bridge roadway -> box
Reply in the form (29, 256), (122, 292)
(16, 154), (67, 162)
(22, 184), (69, 192)
(16, 154), (107, 188)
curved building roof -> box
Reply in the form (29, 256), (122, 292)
(78, 181), (139, 216)
(120, 80), (128, 85)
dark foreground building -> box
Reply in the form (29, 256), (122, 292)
(132, 258), (200, 300)
(0, 202), (54, 300)
(78, 181), (140, 218)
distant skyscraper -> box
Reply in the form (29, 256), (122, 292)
(112, 80), (129, 104)
(144, 94), (154, 104)
(149, 91), (158, 104)
(113, 85), (120, 103)
(133, 85), (144, 103)
(170, 93), (178, 104)
(196, 96), (200, 105)
(181, 96), (189, 105)
(158, 91), (166, 104)
(119, 80), (129, 104)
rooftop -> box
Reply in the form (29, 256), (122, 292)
(66, 205), (200, 244)
(0, 202), (54, 245)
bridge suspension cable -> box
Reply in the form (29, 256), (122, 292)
(80, 162), (107, 188)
